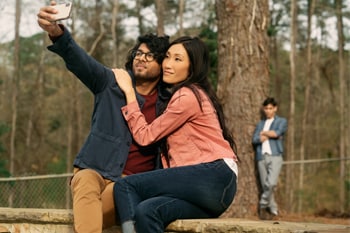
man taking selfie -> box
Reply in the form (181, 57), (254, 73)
(37, 2), (170, 232)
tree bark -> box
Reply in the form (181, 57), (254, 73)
(111, 0), (119, 68)
(178, 0), (185, 36)
(297, 0), (315, 213)
(9, 0), (22, 207)
(269, 0), (285, 102)
(135, 0), (144, 35)
(335, 0), (346, 213)
(287, 0), (297, 213)
(216, 0), (270, 217)
(155, 0), (165, 36)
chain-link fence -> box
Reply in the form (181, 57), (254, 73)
(0, 158), (349, 213)
(0, 174), (72, 209)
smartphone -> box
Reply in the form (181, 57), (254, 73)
(51, 2), (72, 21)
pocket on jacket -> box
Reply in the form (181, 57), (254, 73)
(80, 130), (128, 175)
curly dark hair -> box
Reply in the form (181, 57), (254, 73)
(125, 33), (170, 70)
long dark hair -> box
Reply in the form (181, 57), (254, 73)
(161, 36), (237, 164)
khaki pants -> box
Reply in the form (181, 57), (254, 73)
(258, 154), (283, 212)
(70, 168), (117, 233)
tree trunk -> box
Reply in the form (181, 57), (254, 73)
(178, 0), (185, 36)
(25, 33), (47, 172)
(155, 0), (165, 36)
(111, 0), (119, 67)
(216, 0), (270, 217)
(135, 0), (144, 35)
(269, 0), (284, 102)
(66, 92), (74, 209)
(335, 0), (346, 213)
(287, 0), (297, 213)
(297, 0), (315, 213)
(9, 0), (21, 207)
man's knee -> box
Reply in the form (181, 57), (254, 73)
(134, 204), (164, 232)
(71, 169), (104, 192)
(135, 202), (154, 219)
(113, 178), (129, 195)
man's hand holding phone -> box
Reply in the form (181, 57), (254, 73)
(51, 2), (72, 21)
(37, 1), (72, 38)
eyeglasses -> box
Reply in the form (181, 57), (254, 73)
(132, 50), (156, 62)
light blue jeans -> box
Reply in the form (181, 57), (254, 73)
(258, 153), (283, 212)
(114, 159), (237, 233)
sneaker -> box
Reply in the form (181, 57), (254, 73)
(269, 208), (278, 216)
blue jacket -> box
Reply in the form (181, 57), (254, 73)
(48, 28), (170, 181)
(252, 115), (287, 161)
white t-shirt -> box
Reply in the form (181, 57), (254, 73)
(261, 118), (274, 155)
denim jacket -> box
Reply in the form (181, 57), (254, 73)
(252, 115), (288, 161)
(48, 28), (170, 181)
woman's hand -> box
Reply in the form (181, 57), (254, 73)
(112, 68), (136, 103)
(112, 68), (133, 93)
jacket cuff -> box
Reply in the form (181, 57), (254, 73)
(121, 101), (139, 120)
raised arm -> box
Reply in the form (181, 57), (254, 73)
(37, 1), (114, 94)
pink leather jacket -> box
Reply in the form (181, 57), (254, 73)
(121, 86), (237, 168)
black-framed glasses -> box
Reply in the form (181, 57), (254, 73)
(132, 50), (156, 62)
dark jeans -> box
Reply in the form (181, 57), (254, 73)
(114, 159), (237, 233)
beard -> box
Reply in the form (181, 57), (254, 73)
(133, 63), (161, 83)
(133, 69), (161, 86)
(135, 74), (160, 83)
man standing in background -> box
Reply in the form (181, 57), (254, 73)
(252, 97), (287, 219)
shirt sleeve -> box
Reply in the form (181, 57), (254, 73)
(121, 88), (200, 146)
(47, 25), (113, 94)
(252, 121), (263, 145)
(274, 118), (288, 137)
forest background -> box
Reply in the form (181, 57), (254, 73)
(0, 0), (349, 220)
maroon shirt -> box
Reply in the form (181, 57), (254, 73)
(122, 90), (158, 175)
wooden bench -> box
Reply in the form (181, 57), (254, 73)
(0, 208), (349, 233)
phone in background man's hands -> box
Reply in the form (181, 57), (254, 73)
(51, 2), (72, 21)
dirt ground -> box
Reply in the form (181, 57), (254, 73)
(248, 209), (350, 226)
(276, 213), (349, 225)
